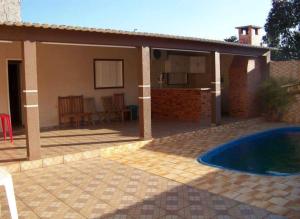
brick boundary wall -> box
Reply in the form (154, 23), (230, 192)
(270, 61), (300, 123)
(151, 88), (211, 122)
(270, 60), (300, 80)
(282, 94), (300, 123)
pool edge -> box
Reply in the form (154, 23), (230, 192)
(197, 126), (300, 177)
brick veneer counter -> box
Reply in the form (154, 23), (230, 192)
(151, 88), (211, 122)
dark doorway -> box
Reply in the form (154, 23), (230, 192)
(8, 61), (22, 127)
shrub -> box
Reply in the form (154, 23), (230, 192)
(259, 77), (294, 121)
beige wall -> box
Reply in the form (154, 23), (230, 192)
(0, 41), (22, 114)
(0, 43), (139, 127)
(37, 44), (139, 127)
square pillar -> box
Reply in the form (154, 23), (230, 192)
(22, 41), (41, 160)
(211, 51), (221, 125)
(138, 46), (152, 140)
(263, 51), (271, 79)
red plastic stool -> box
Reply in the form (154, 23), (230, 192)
(0, 114), (13, 143)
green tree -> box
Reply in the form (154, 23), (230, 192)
(264, 0), (300, 60)
(224, 36), (238, 43)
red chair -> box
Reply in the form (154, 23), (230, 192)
(0, 114), (13, 143)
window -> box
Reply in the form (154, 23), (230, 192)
(94, 59), (124, 89)
(190, 56), (206, 73)
(167, 72), (188, 85)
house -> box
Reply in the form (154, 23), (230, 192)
(0, 1), (271, 161)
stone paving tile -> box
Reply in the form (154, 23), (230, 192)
(0, 122), (141, 165)
(178, 204), (217, 218)
(0, 119), (298, 218)
(0, 155), (285, 219)
(5, 120), (246, 162)
(0, 120), (212, 165)
(128, 201), (167, 219)
(100, 119), (300, 218)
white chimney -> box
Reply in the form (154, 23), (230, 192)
(0, 0), (21, 22)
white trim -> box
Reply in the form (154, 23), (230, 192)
(211, 91), (221, 94)
(24, 104), (38, 108)
(23, 90), (38, 93)
(138, 97), (151, 99)
(200, 88), (211, 91)
(0, 40), (13, 43)
(211, 81), (221, 84)
(220, 52), (258, 57)
(40, 41), (136, 49)
(152, 47), (210, 54)
(138, 85), (150, 88)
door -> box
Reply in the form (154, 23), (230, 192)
(8, 61), (22, 127)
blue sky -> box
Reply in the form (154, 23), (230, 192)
(21, 0), (272, 40)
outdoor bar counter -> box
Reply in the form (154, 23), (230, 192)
(151, 88), (211, 122)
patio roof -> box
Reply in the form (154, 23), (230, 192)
(0, 21), (272, 56)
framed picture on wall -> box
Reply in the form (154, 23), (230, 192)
(94, 59), (124, 89)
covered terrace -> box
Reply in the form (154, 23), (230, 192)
(0, 22), (271, 162)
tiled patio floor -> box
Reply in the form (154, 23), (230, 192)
(1, 157), (284, 219)
(0, 119), (215, 164)
(101, 119), (300, 218)
(0, 118), (299, 218)
(0, 122), (140, 164)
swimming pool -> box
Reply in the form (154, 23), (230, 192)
(198, 127), (300, 176)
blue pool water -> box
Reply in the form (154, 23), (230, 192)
(198, 127), (300, 176)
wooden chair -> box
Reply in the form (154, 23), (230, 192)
(58, 95), (92, 127)
(58, 96), (74, 127)
(101, 96), (118, 122)
(72, 95), (93, 127)
(113, 93), (132, 122)
(83, 97), (104, 123)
